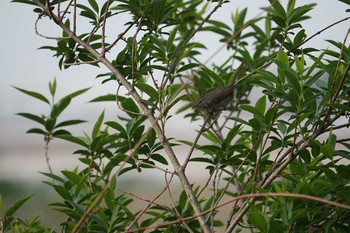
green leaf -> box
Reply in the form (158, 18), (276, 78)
(264, 105), (278, 125)
(13, 86), (50, 105)
(321, 146), (333, 160)
(269, 0), (286, 20)
(190, 157), (214, 164)
(249, 211), (269, 232)
(276, 50), (289, 84)
(53, 185), (72, 200)
(178, 190), (188, 212)
(134, 83), (159, 100)
(40, 172), (66, 183)
(294, 29), (306, 46)
(208, 19), (231, 31)
(274, 57), (301, 95)
(285, 70), (301, 96)
(55, 119), (87, 128)
(117, 96), (140, 116)
(321, 133), (336, 160)
(5, 195), (34, 217)
(234, 8), (247, 35)
(287, 0), (296, 15)
(56, 134), (89, 147)
(105, 121), (127, 135)
(294, 54), (304, 73)
(61, 170), (82, 184)
(88, 0), (99, 13)
(167, 27), (178, 49)
(328, 103), (350, 112)
(103, 155), (128, 175)
(277, 50), (289, 65)
(53, 129), (71, 136)
(90, 94), (116, 102)
(255, 95), (266, 115)
(150, 154), (168, 165)
(92, 111), (105, 139)
(45, 117), (57, 131)
(11, 0), (37, 6)
(277, 122), (287, 135)
(149, 36), (167, 56)
(66, 87), (91, 99)
(225, 124), (241, 144)
(147, 129), (156, 148)
(49, 78), (57, 96)
(240, 104), (264, 119)
(77, 4), (97, 21)
(202, 26), (231, 38)
(288, 4), (316, 25)
(202, 130), (221, 144)
(16, 112), (45, 125)
(27, 128), (47, 135)
(338, 0), (350, 5)
(51, 96), (71, 119)
(229, 116), (250, 126)
(272, 15), (286, 28)
(177, 63), (200, 73)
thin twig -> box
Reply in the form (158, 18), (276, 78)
(164, 173), (195, 233)
(63, 59), (99, 66)
(134, 160), (175, 174)
(72, 125), (157, 233)
(290, 17), (350, 54)
(162, 0), (226, 88)
(73, 0), (76, 34)
(182, 115), (211, 168)
(101, 0), (113, 55)
(131, 14), (144, 87)
(60, 0), (74, 22)
(105, 17), (137, 53)
(35, 14), (66, 40)
(127, 192), (350, 232)
(124, 174), (175, 231)
(115, 84), (147, 116)
(44, 137), (54, 175)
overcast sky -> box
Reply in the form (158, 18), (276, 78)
(0, 0), (349, 182)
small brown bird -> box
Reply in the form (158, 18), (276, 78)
(194, 85), (235, 111)
(194, 63), (245, 112)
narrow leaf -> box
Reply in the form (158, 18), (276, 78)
(13, 86), (50, 105)
(27, 128), (47, 135)
(56, 134), (89, 147)
(55, 119), (87, 128)
(240, 105), (264, 119)
(66, 87), (91, 99)
(92, 111), (105, 139)
(134, 83), (159, 100)
(49, 78), (57, 96)
(90, 94), (116, 102)
(88, 0), (99, 12)
(39, 172), (66, 183)
(51, 97), (71, 119)
(5, 195), (34, 217)
(16, 112), (45, 125)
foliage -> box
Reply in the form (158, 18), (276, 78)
(5, 0), (350, 232)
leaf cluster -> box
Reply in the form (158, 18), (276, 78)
(6, 0), (350, 232)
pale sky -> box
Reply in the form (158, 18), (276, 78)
(0, 0), (349, 182)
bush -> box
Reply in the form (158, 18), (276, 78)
(2, 0), (350, 232)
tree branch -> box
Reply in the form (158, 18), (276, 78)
(32, 1), (211, 232)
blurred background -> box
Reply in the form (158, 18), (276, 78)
(0, 0), (349, 227)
